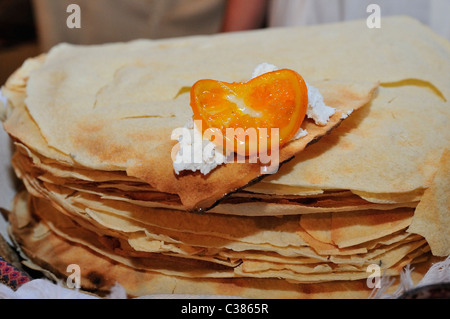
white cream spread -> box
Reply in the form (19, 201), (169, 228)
(251, 63), (279, 79)
(305, 83), (336, 125)
(172, 118), (228, 175)
(341, 109), (354, 119)
(252, 63), (336, 126)
(172, 63), (336, 175)
(293, 128), (309, 140)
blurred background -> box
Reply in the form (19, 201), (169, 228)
(0, 0), (230, 85)
(1, 0), (449, 85)
(0, 0), (38, 85)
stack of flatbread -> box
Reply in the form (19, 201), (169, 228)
(1, 17), (449, 298)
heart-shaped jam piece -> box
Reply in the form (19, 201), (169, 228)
(190, 69), (308, 157)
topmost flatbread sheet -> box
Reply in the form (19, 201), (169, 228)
(5, 16), (449, 210)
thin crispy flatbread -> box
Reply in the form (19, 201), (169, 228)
(408, 149), (450, 256)
(4, 32), (378, 211)
(265, 85), (449, 197)
(8, 191), (434, 297)
(12, 145), (416, 216)
(2, 17), (449, 299)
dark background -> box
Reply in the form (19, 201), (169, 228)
(0, 0), (39, 85)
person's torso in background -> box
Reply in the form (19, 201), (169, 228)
(33, 0), (226, 51)
(268, 0), (450, 40)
